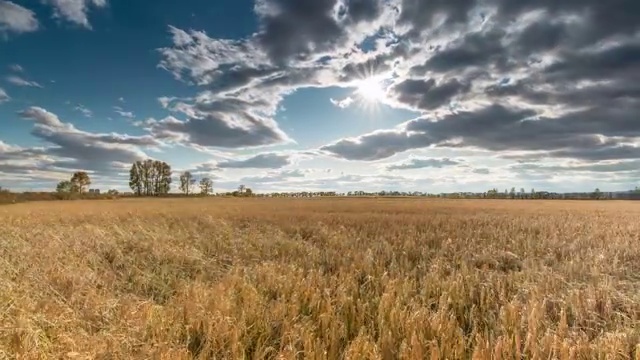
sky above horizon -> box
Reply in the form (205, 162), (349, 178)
(1, 0), (639, 193)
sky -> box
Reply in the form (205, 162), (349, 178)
(0, 0), (639, 193)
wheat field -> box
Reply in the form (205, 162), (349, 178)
(1, 198), (640, 359)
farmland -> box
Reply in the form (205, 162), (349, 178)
(1, 198), (640, 359)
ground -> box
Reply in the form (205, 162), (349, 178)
(1, 198), (639, 359)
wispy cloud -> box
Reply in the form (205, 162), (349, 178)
(113, 106), (134, 119)
(74, 104), (93, 118)
(6, 75), (43, 88)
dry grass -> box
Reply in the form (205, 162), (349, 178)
(1, 198), (640, 359)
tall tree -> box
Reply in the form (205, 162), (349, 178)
(70, 171), (91, 193)
(129, 160), (172, 196)
(199, 177), (213, 195)
(157, 161), (172, 195)
(129, 162), (143, 196)
(179, 171), (195, 195)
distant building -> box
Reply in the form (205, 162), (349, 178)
(88, 189), (101, 194)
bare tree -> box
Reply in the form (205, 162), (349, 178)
(199, 177), (213, 195)
(180, 171), (195, 195)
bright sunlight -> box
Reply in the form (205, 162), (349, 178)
(355, 77), (387, 102)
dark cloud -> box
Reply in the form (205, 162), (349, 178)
(398, 0), (475, 37)
(255, 0), (385, 64)
(472, 168), (490, 175)
(217, 153), (291, 169)
(387, 157), (459, 170)
(322, 102), (640, 161)
(18, 107), (154, 174)
(147, 97), (291, 148)
(391, 78), (470, 110)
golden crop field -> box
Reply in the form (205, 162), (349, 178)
(1, 198), (640, 359)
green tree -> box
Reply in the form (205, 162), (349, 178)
(199, 177), (213, 195)
(179, 171), (195, 195)
(70, 171), (91, 193)
(592, 188), (602, 200)
(129, 162), (143, 196)
(56, 180), (73, 193)
(129, 160), (172, 196)
(157, 161), (172, 195)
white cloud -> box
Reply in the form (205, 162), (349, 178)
(43, 0), (107, 28)
(0, 1), (39, 34)
(113, 106), (134, 119)
(74, 104), (93, 118)
(0, 88), (9, 103)
(330, 96), (355, 109)
(9, 64), (24, 72)
(6, 75), (43, 88)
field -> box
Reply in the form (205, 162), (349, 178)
(1, 198), (640, 359)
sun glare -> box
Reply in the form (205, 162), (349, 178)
(355, 77), (387, 102)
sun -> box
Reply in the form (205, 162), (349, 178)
(355, 77), (387, 103)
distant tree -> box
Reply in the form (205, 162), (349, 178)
(56, 180), (73, 193)
(509, 187), (516, 199)
(520, 187), (526, 199)
(129, 160), (172, 196)
(238, 184), (246, 194)
(107, 189), (119, 195)
(179, 171), (195, 195)
(199, 177), (213, 195)
(70, 172), (91, 193)
(245, 188), (253, 197)
(592, 188), (602, 199)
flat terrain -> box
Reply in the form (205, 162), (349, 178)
(1, 198), (640, 359)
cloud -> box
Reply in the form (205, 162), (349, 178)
(330, 96), (354, 109)
(0, 1), (39, 35)
(217, 153), (291, 169)
(154, 0), (640, 175)
(113, 106), (134, 119)
(145, 97), (292, 148)
(0, 88), (9, 103)
(42, 0), (107, 28)
(387, 158), (460, 170)
(241, 169), (309, 184)
(9, 64), (24, 72)
(15, 107), (158, 174)
(6, 75), (43, 88)
(322, 100), (640, 162)
(472, 168), (490, 175)
(74, 104), (93, 118)
(389, 78), (471, 110)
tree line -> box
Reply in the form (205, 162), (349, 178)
(54, 159), (219, 197)
(48, 159), (639, 199)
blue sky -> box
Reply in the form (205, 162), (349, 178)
(1, 0), (639, 193)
